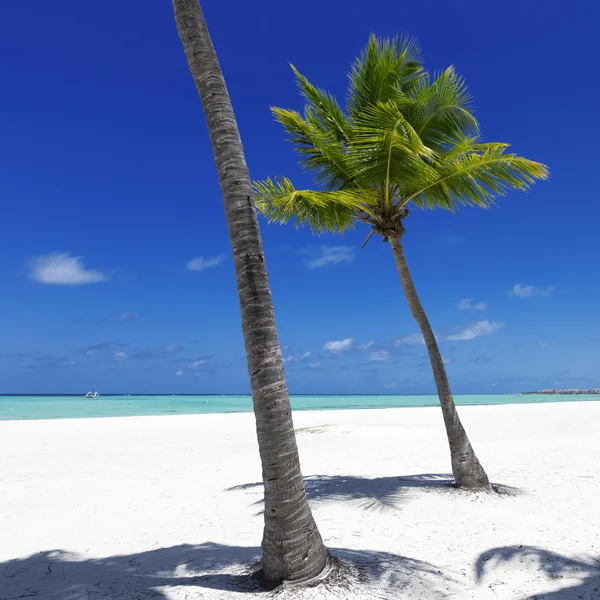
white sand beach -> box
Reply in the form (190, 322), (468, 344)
(1, 401), (599, 599)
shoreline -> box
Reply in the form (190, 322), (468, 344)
(0, 400), (539, 425)
(1, 394), (599, 423)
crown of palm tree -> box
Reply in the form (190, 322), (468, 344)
(254, 36), (548, 239)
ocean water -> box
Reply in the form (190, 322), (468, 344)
(0, 393), (598, 421)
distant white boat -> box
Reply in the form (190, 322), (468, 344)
(85, 391), (100, 399)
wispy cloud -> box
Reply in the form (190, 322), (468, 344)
(186, 255), (225, 272)
(394, 332), (425, 346)
(368, 350), (389, 362)
(304, 246), (354, 269)
(131, 345), (181, 359)
(308, 362), (322, 369)
(82, 342), (128, 356)
(357, 341), (374, 350)
(509, 283), (555, 298)
(112, 352), (128, 362)
(28, 253), (107, 285)
(323, 338), (354, 353)
(457, 298), (487, 311)
(283, 351), (312, 366)
(434, 235), (465, 247)
(174, 356), (212, 375)
(1, 351), (41, 359)
(470, 354), (492, 364)
(101, 312), (139, 324)
(22, 356), (76, 369)
(447, 320), (504, 341)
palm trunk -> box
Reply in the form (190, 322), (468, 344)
(389, 237), (490, 489)
(172, 0), (329, 586)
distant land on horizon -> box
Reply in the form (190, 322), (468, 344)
(523, 388), (600, 395)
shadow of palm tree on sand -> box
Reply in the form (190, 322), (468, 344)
(0, 542), (460, 600)
(230, 473), (520, 512)
(476, 545), (600, 599)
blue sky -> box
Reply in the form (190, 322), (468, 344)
(1, 0), (598, 394)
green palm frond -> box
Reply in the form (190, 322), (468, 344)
(271, 108), (354, 190)
(402, 143), (549, 211)
(263, 35), (548, 232)
(349, 101), (436, 202)
(347, 35), (423, 121)
(290, 65), (351, 143)
(253, 177), (376, 233)
(406, 67), (479, 150)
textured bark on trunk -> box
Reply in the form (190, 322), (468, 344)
(389, 237), (491, 489)
(172, 0), (329, 586)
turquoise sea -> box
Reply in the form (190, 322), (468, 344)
(0, 394), (598, 421)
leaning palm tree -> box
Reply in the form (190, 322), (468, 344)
(254, 36), (548, 489)
(172, 0), (329, 586)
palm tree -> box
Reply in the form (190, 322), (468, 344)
(171, 0), (329, 586)
(254, 36), (548, 489)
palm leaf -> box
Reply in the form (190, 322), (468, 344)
(290, 65), (351, 143)
(348, 101), (436, 202)
(264, 35), (548, 226)
(271, 108), (354, 190)
(402, 143), (549, 211)
(347, 35), (423, 121)
(253, 177), (376, 233)
(406, 67), (479, 150)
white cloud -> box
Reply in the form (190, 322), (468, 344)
(323, 338), (354, 353)
(509, 283), (555, 298)
(308, 362), (322, 369)
(186, 255), (225, 272)
(112, 352), (128, 361)
(284, 351), (311, 365)
(83, 343), (128, 356)
(176, 370), (184, 376)
(443, 357), (451, 365)
(357, 341), (374, 350)
(394, 332), (425, 346)
(304, 246), (354, 269)
(447, 320), (505, 341)
(368, 350), (389, 362)
(457, 298), (487, 311)
(28, 253), (107, 285)
(189, 359), (205, 369)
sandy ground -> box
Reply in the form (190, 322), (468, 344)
(1, 402), (599, 600)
